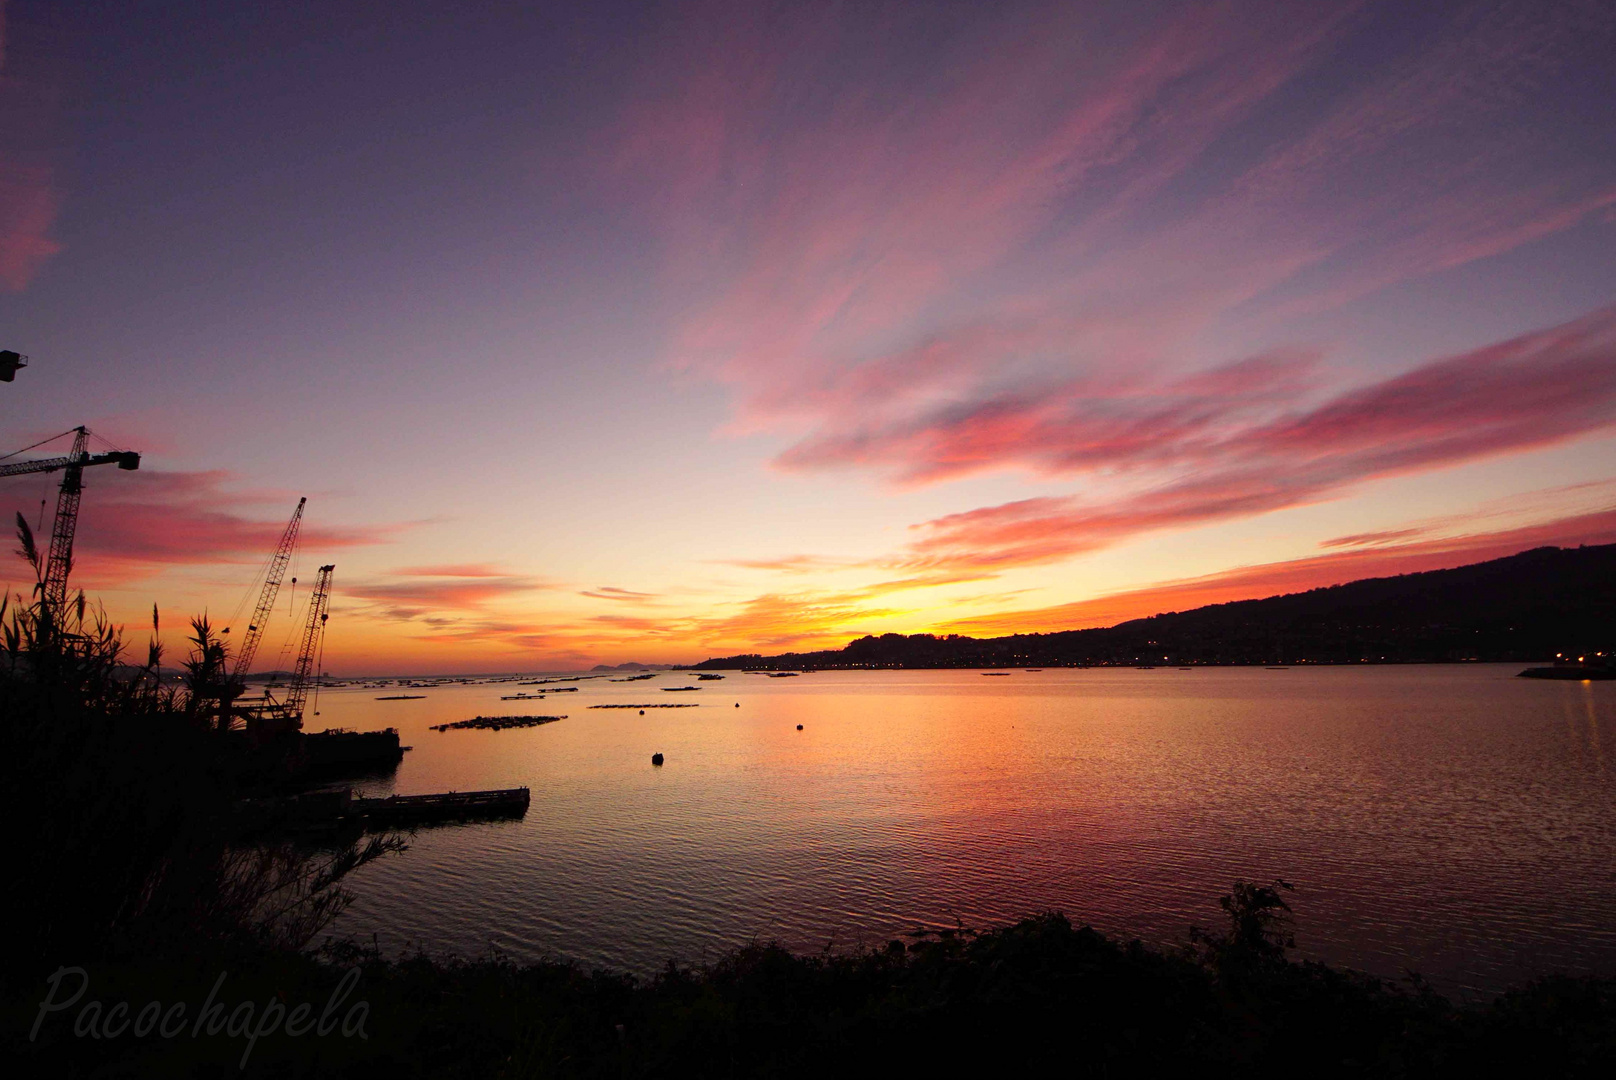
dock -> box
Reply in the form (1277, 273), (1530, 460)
(236, 785), (531, 834)
(354, 787), (531, 824)
(1519, 665), (1615, 681)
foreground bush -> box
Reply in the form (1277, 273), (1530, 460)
(2, 516), (397, 972)
(8, 898), (1615, 1078)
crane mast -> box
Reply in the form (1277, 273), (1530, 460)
(0, 426), (140, 610)
(43, 428), (90, 612)
(231, 497), (305, 683)
(283, 564), (334, 726)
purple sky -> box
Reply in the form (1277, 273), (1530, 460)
(2, 0), (1614, 671)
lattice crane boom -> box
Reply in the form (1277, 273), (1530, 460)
(284, 564), (334, 725)
(231, 497), (305, 682)
(0, 426), (140, 610)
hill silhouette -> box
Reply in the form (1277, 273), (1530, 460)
(694, 543), (1616, 669)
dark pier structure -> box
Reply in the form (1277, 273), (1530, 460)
(238, 786), (531, 835)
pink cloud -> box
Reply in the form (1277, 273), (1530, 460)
(0, 1), (66, 291)
(613, 2), (1613, 485)
(776, 349), (1322, 484)
(579, 586), (659, 602)
(717, 554), (859, 573)
(898, 306), (1616, 570)
(0, 162), (60, 290)
(614, 4), (1355, 416)
(1319, 528), (1426, 549)
(587, 612), (667, 630)
(346, 567), (553, 622)
(0, 469), (396, 588)
(393, 564), (514, 578)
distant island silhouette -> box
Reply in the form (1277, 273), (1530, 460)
(694, 543), (1616, 669)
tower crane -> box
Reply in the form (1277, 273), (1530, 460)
(0, 426), (140, 610)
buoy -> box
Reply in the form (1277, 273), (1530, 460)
(651, 752), (664, 766)
(734, 703), (740, 707)
(639, 709), (645, 715)
(796, 724), (803, 730)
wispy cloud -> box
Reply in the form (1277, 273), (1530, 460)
(622, 3), (1354, 421)
(579, 586), (659, 602)
(0, 469), (396, 588)
(0, 162), (60, 290)
(617, 1), (1615, 515)
(898, 306), (1616, 571)
(0, 1), (65, 291)
(1319, 528), (1426, 549)
(717, 554), (860, 574)
(777, 349), (1322, 485)
(346, 566), (554, 623)
(393, 563), (516, 578)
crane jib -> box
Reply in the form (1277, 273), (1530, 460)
(0, 427), (141, 612)
(230, 497), (307, 683)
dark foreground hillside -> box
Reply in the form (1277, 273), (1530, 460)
(12, 894), (1616, 1078)
(696, 543), (1616, 669)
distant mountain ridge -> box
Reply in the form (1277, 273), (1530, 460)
(693, 543), (1616, 670)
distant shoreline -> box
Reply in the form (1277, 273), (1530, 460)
(694, 543), (1614, 672)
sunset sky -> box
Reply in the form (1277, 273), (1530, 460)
(2, 0), (1614, 672)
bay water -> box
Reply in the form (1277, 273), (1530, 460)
(321, 665), (1616, 995)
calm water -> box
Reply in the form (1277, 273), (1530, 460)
(319, 666), (1616, 995)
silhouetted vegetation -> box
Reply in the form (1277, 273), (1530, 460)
(11, 881), (1615, 1076)
(696, 543), (1616, 669)
(1, 515), (399, 972)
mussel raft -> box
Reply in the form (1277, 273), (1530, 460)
(431, 715), (566, 732)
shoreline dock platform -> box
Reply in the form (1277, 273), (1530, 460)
(354, 787), (531, 824)
(237, 785), (531, 834)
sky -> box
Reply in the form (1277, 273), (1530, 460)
(1, 0), (1614, 673)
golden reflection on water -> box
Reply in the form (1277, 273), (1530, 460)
(321, 666), (1616, 995)
(1582, 683), (1605, 776)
